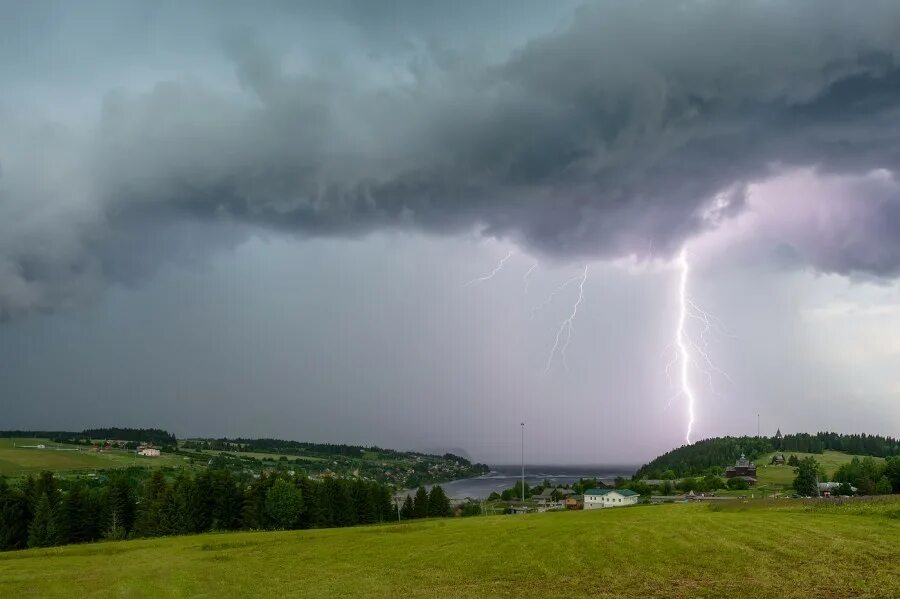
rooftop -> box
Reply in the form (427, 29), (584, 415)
(584, 488), (639, 497)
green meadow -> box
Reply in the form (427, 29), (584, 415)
(754, 450), (885, 488)
(2, 498), (898, 598)
(0, 438), (183, 477)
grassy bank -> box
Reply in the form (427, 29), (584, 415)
(2, 498), (898, 598)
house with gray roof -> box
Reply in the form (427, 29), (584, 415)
(583, 488), (640, 509)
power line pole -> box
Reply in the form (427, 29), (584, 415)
(520, 422), (526, 505)
(757, 413), (760, 438)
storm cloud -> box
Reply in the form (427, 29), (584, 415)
(5, 0), (900, 318)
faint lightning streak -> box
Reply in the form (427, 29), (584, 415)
(523, 262), (538, 294)
(464, 251), (513, 287)
(530, 273), (581, 320)
(675, 247), (697, 444)
(545, 265), (589, 372)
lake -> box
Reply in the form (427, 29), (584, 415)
(414, 464), (639, 499)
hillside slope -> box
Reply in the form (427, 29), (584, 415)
(2, 499), (898, 598)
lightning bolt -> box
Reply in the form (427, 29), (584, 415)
(666, 247), (731, 444)
(675, 248), (697, 444)
(464, 251), (513, 287)
(523, 262), (538, 294)
(545, 265), (589, 372)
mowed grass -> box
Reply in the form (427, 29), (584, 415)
(755, 450), (885, 487)
(2, 499), (898, 599)
(0, 438), (184, 476)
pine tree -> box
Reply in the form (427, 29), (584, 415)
(427, 485), (452, 518)
(0, 480), (29, 551)
(28, 493), (54, 548)
(400, 495), (414, 519)
(103, 476), (136, 538)
(413, 486), (429, 518)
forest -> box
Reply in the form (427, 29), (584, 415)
(0, 468), (456, 552)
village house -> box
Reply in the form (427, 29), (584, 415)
(565, 494), (584, 510)
(534, 488), (575, 511)
(137, 446), (161, 457)
(583, 488), (639, 509)
(724, 454), (757, 485)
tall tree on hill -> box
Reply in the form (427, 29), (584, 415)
(28, 493), (55, 548)
(202, 469), (243, 530)
(102, 475), (136, 539)
(265, 478), (304, 530)
(793, 457), (820, 496)
(332, 479), (356, 527)
(172, 472), (207, 534)
(427, 485), (452, 518)
(400, 495), (414, 519)
(133, 470), (173, 537)
(0, 479), (29, 550)
(413, 486), (429, 518)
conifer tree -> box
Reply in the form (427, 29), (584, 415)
(427, 485), (452, 517)
(400, 495), (414, 519)
(28, 493), (54, 548)
(413, 486), (429, 518)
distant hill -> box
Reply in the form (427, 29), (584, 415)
(635, 432), (900, 479)
(0, 428), (175, 446)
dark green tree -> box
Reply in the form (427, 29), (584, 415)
(412, 486), (429, 518)
(265, 478), (304, 529)
(400, 495), (414, 519)
(0, 479), (29, 550)
(793, 457), (820, 496)
(875, 476), (892, 495)
(427, 485), (452, 517)
(102, 475), (136, 539)
(28, 493), (56, 548)
(726, 478), (750, 490)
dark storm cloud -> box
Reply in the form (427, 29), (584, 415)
(4, 0), (900, 317)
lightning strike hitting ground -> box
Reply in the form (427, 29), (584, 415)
(665, 247), (732, 444)
(464, 251), (513, 287)
(545, 265), (589, 372)
(675, 248), (697, 444)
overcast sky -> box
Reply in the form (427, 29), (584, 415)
(2, 1), (899, 464)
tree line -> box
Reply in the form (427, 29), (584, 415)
(398, 486), (453, 519)
(0, 469), (438, 552)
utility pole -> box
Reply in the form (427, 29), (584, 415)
(757, 413), (760, 438)
(520, 422), (526, 504)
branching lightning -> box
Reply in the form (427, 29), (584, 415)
(545, 265), (589, 372)
(665, 247), (731, 444)
(464, 251), (513, 287)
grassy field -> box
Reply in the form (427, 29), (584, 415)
(0, 438), (184, 476)
(2, 498), (898, 598)
(755, 450), (885, 487)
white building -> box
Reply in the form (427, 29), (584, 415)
(138, 447), (161, 457)
(583, 488), (640, 509)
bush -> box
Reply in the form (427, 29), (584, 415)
(726, 478), (749, 490)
